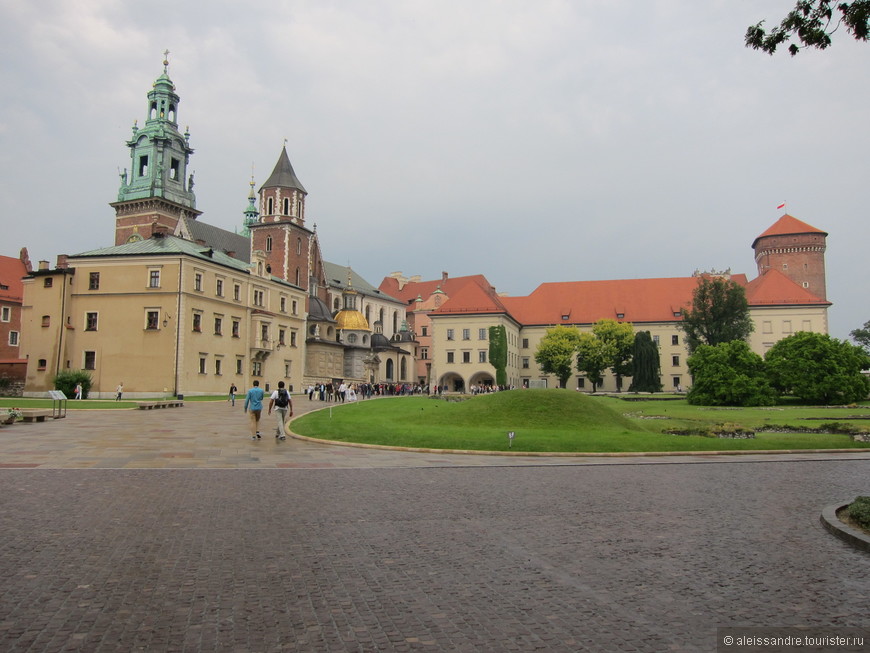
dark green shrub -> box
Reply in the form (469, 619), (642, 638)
(52, 370), (93, 399)
(847, 496), (870, 530)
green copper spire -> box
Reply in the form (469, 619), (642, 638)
(117, 52), (196, 208)
(241, 174), (259, 238)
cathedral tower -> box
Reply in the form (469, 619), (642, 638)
(249, 146), (314, 290)
(111, 54), (200, 244)
(752, 214), (828, 301)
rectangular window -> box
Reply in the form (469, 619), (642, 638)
(446, 351), (454, 363)
(479, 350), (487, 363)
(138, 155), (148, 176)
(290, 331), (297, 347)
(215, 359), (222, 376)
(193, 313), (202, 332)
(85, 312), (98, 331)
(577, 378), (586, 389)
(421, 326), (428, 337)
(41, 315), (50, 327)
(232, 320), (240, 338)
(170, 158), (180, 180)
(522, 338), (529, 349)
(261, 323), (269, 343)
(280, 297), (287, 313)
(462, 351), (471, 363)
(462, 329), (470, 340)
(252, 361), (262, 377)
(1, 307), (10, 322)
(421, 347), (428, 360)
(236, 358), (243, 375)
(653, 335), (660, 344)
(89, 272), (100, 290)
(292, 300), (298, 315)
(194, 273), (203, 292)
(84, 351), (96, 370)
(37, 358), (47, 370)
(672, 355), (680, 367)
(671, 335), (679, 346)
(447, 329), (454, 341)
(234, 284), (241, 301)
(149, 269), (160, 288)
(522, 357), (529, 369)
(214, 317), (222, 335)
(44, 277), (53, 288)
(146, 311), (159, 330)
(8, 331), (19, 346)
(199, 357), (207, 374)
(253, 290), (265, 306)
(216, 279), (224, 296)
(279, 328), (286, 346)
(479, 328), (487, 340)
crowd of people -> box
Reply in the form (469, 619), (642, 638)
(304, 382), (429, 402)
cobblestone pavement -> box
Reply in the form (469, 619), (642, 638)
(1, 401), (869, 651)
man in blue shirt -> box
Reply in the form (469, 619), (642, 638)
(244, 380), (265, 440)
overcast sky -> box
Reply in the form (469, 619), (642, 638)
(1, 0), (866, 340)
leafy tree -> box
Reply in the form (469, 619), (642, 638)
(680, 276), (754, 354)
(488, 325), (508, 386)
(746, 1), (870, 55)
(592, 319), (635, 389)
(534, 325), (581, 389)
(765, 332), (870, 404)
(53, 370), (93, 399)
(629, 331), (663, 393)
(851, 319), (870, 352)
(576, 332), (614, 393)
(686, 341), (777, 406)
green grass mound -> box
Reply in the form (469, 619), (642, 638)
(292, 389), (870, 453)
(292, 389), (655, 452)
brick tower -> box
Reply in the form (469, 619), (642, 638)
(752, 214), (828, 301)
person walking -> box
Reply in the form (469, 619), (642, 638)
(115, 383), (124, 401)
(228, 383), (237, 406)
(244, 380), (265, 440)
(74, 383), (82, 400)
(268, 381), (293, 440)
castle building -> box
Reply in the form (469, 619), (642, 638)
(0, 250), (32, 386)
(19, 60), (406, 398)
(381, 215), (831, 393)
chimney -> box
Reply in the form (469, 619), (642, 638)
(56, 255), (69, 269)
(39, 260), (49, 271)
(19, 248), (32, 273)
(441, 271), (449, 284)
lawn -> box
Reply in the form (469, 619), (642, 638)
(0, 395), (226, 410)
(291, 389), (870, 453)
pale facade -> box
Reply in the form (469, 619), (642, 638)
(21, 239), (307, 398)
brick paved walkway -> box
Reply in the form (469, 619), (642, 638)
(0, 401), (868, 651)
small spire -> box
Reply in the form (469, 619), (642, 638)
(163, 49), (170, 73)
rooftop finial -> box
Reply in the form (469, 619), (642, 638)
(163, 49), (170, 72)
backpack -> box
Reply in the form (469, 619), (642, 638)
(275, 389), (290, 408)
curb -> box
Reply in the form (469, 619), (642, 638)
(820, 503), (870, 553)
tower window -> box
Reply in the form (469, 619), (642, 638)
(149, 102), (157, 120)
(168, 104), (176, 122)
(265, 236), (273, 252)
(283, 198), (289, 215)
(170, 158), (180, 180)
(267, 197), (274, 215)
(297, 238), (302, 255)
(139, 155), (149, 177)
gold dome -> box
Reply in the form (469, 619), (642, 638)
(335, 309), (370, 331)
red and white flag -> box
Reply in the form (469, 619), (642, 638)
(776, 202), (786, 210)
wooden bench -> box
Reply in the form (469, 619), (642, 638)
(19, 409), (53, 423)
(137, 400), (185, 410)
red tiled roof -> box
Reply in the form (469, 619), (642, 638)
(432, 280), (510, 316)
(0, 255), (28, 303)
(743, 268), (829, 306)
(378, 274), (496, 304)
(752, 214), (827, 248)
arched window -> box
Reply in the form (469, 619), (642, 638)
(283, 198), (289, 215)
(265, 236), (272, 252)
(392, 311), (398, 334)
(297, 238), (302, 255)
(149, 102), (157, 119)
(267, 197), (274, 215)
(295, 268), (300, 286)
(386, 359), (394, 380)
(168, 104), (176, 122)
(400, 357), (407, 380)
